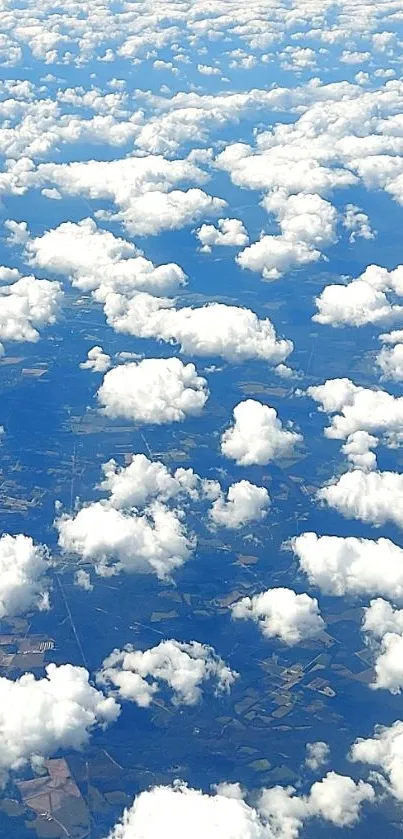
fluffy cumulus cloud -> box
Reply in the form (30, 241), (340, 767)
(104, 772), (374, 839)
(305, 742), (330, 771)
(317, 469), (403, 529)
(362, 599), (403, 693)
(341, 431), (378, 471)
(307, 377), (403, 447)
(26, 218), (187, 298)
(351, 721), (403, 802)
(0, 533), (52, 618)
(57, 453), (218, 580)
(237, 193), (338, 280)
(103, 293), (293, 365)
(291, 532), (403, 600)
(376, 330), (403, 381)
(33, 156), (226, 236)
(80, 346), (111, 373)
(342, 204), (375, 243)
(314, 264), (403, 327)
(0, 272), (62, 353)
(97, 358), (209, 425)
(231, 587), (324, 645)
(57, 501), (193, 580)
(0, 664), (119, 786)
(221, 400), (302, 466)
(196, 217), (249, 251)
(97, 640), (238, 707)
(209, 480), (270, 529)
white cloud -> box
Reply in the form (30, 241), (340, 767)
(305, 742), (330, 771)
(341, 431), (378, 471)
(317, 469), (403, 528)
(0, 533), (52, 618)
(80, 346), (111, 373)
(0, 273), (62, 353)
(351, 720), (403, 801)
(377, 331), (403, 381)
(103, 293), (293, 365)
(342, 204), (375, 242)
(362, 599), (403, 693)
(196, 217), (249, 251)
(209, 480), (270, 528)
(307, 378), (403, 445)
(0, 663), (119, 786)
(57, 452), (220, 581)
(97, 358), (209, 425)
(26, 218), (187, 297)
(57, 501), (193, 580)
(74, 569), (94, 591)
(97, 640), (238, 707)
(292, 532), (403, 599)
(221, 400), (302, 466)
(98, 453), (219, 510)
(313, 264), (403, 327)
(105, 773), (374, 839)
(231, 587), (324, 645)
(34, 156), (226, 236)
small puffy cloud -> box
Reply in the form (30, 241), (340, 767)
(362, 599), (403, 693)
(307, 378), (403, 444)
(305, 742), (330, 771)
(342, 204), (375, 242)
(104, 773), (373, 839)
(97, 358), (209, 425)
(292, 532), (403, 599)
(0, 533), (52, 618)
(209, 480), (270, 529)
(0, 663), (119, 786)
(377, 336), (403, 381)
(0, 274), (62, 352)
(351, 720), (403, 801)
(231, 587), (324, 645)
(57, 501), (193, 580)
(80, 346), (111, 373)
(4, 219), (29, 245)
(341, 431), (378, 471)
(74, 569), (93, 591)
(27, 218), (186, 298)
(317, 469), (403, 528)
(104, 293), (293, 365)
(221, 400), (302, 466)
(196, 218), (249, 252)
(97, 639), (238, 707)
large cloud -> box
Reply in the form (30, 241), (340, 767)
(221, 400), (302, 465)
(97, 640), (238, 707)
(0, 664), (119, 786)
(351, 720), (403, 801)
(307, 377), (403, 448)
(26, 218), (187, 297)
(292, 532), (403, 600)
(231, 587), (324, 645)
(97, 358), (209, 425)
(0, 533), (52, 618)
(0, 272), (62, 353)
(57, 501), (193, 580)
(57, 453), (218, 580)
(103, 293), (293, 366)
(33, 156), (226, 236)
(104, 773), (374, 839)
(313, 264), (403, 327)
(209, 480), (270, 528)
(317, 469), (403, 528)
